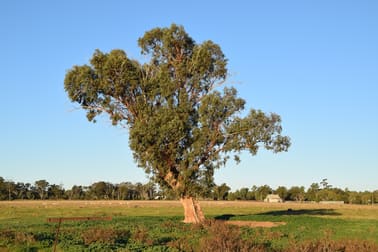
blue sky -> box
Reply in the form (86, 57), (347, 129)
(1, 1), (377, 191)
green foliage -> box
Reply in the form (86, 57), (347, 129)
(287, 186), (306, 201)
(0, 176), (376, 204)
(212, 183), (231, 200)
(275, 186), (289, 200)
(64, 24), (290, 198)
(81, 227), (130, 246)
(198, 220), (267, 251)
(34, 180), (49, 200)
(287, 236), (378, 252)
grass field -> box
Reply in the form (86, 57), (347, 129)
(0, 200), (377, 251)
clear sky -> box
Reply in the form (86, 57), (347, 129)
(1, 1), (377, 191)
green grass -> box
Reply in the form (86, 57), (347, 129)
(0, 201), (377, 251)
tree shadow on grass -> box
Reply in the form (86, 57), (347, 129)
(214, 214), (237, 220)
(257, 208), (341, 216)
(213, 209), (341, 220)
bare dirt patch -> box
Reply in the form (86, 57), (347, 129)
(224, 220), (286, 228)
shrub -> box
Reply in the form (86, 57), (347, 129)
(198, 220), (267, 252)
(167, 236), (195, 252)
(0, 231), (35, 246)
(132, 227), (154, 246)
(12, 245), (38, 252)
(114, 229), (131, 244)
(81, 228), (116, 245)
(32, 231), (54, 247)
(0, 230), (15, 244)
(14, 232), (35, 245)
(286, 238), (378, 252)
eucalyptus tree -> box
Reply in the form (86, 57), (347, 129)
(48, 184), (65, 199)
(287, 186), (306, 202)
(34, 180), (49, 200)
(64, 24), (290, 223)
(213, 183), (231, 200)
(255, 185), (273, 201)
(275, 186), (288, 201)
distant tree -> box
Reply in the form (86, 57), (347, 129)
(48, 184), (65, 199)
(0, 177), (376, 205)
(275, 186), (288, 201)
(213, 183), (231, 200)
(306, 183), (320, 202)
(374, 190), (378, 204)
(66, 185), (85, 200)
(239, 188), (250, 200)
(123, 182), (138, 200)
(320, 178), (332, 189)
(347, 191), (358, 204)
(0, 177), (5, 200)
(121, 182), (141, 200)
(15, 182), (29, 200)
(35, 180), (49, 200)
(115, 183), (129, 200)
(105, 182), (116, 199)
(360, 191), (374, 205)
(26, 184), (38, 200)
(249, 185), (258, 200)
(255, 185), (272, 201)
(89, 181), (105, 199)
(134, 183), (145, 200)
(64, 24), (290, 222)
(3, 180), (16, 200)
(230, 187), (248, 200)
(88, 181), (114, 199)
(287, 186), (305, 201)
(331, 188), (349, 202)
(143, 181), (157, 200)
(318, 189), (334, 201)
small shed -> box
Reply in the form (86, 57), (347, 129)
(264, 194), (283, 203)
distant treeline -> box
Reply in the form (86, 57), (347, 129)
(0, 176), (376, 204)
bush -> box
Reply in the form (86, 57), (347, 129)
(0, 230), (15, 245)
(114, 229), (131, 244)
(287, 238), (378, 252)
(14, 232), (35, 245)
(12, 245), (38, 252)
(167, 236), (195, 252)
(132, 227), (154, 246)
(0, 231), (36, 247)
(81, 228), (116, 245)
(198, 220), (266, 252)
(33, 231), (54, 247)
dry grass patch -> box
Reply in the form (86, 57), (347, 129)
(225, 220), (286, 228)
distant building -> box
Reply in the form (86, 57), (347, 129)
(264, 194), (283, 203)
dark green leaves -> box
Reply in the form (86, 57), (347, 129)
(224, 110), (291, 155)
(64, 24), (290, 197)
(138, 24), (195, 62)
(64, 49), (143, 125)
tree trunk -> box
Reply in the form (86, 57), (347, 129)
(180, 196), (205, 223)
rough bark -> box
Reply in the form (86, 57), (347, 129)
(180, 196), (205, 223)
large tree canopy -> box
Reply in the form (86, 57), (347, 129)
(64, 24), (290, 223)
